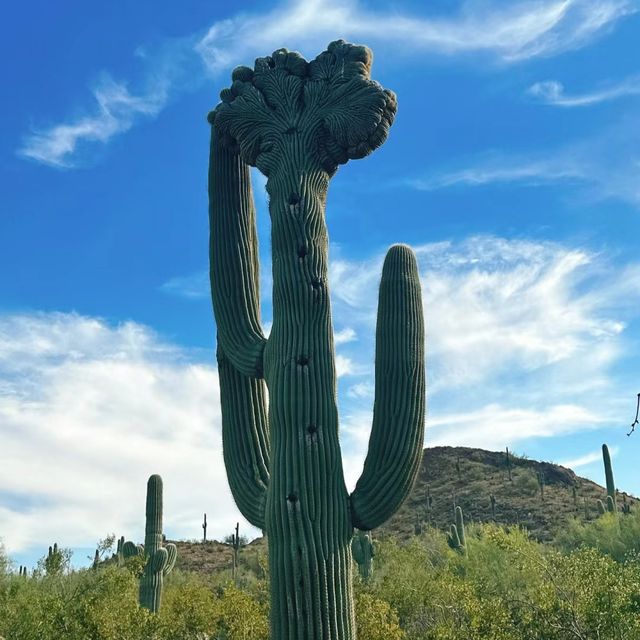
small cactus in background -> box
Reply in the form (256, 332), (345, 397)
(597, 499), (606, 515)
(537, 470), (545, 501)
(572, 485), (578, 509)
(116, 536), (125, 565)
(606, 495), (616, 514)
(602, 444), (616, 511)
(202, 513), (207, 543)
(351, 530), (374, 580)
(122, 475), (177, 613)
(505, 447), (512, 481)
(92, 549), (100, 570)
(18, 565), (27, 578)
(231, 522), (240, 582)
(622, 493), (632, 515)
(44, 542), (63, 576)
(447, 506), (466, 554)
(490, 494), (496, 519)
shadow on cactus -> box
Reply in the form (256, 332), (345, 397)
(208, 40), (424, 639)
(121, 475), (177, 613)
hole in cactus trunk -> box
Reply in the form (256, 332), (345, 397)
(296, 355), (309, 366)
(289, 193), (300, 205)
(298, 245), (308, 258)
(287, 493), (298, 503)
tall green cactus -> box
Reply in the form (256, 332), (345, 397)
(122, 475), (177, 613)
(351, 530), (374, 580)
(602, 444), (616, 510)
(208, 41), (424, 639)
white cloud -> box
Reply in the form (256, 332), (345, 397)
(18, 75), (171, 168)
(196, 0), (635, 70)
(409, 157), (587, 190)
(328, 236), (637, 453)
(334, 327), (357, 345)
(427, 403), (605, 449)
(0, 312), (253, 555)
(408, 117), (640, 207)
(160, 272), (210, 300)
(20, 0), (636, 167)
(559, 445), (618, 470)
(528, 75), (640, 106)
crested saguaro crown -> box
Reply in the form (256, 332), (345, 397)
(208, 40), (425, 640)
(208, 39), (397, 177)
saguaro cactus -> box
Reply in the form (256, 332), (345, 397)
(447, 508), (467, 554)
(122, 475), (177, 612)
(602, 444), (616, 510)
(351, 530), (374, 580)
(208, 40), (424, 639)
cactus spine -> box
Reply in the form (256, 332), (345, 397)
(122, 475), (177, 613)
(602, 444), (616, 511)
(208, 41), (422, 639)
(351, 530), (374, 580)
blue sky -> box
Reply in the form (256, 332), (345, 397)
(2, 0), (639, 569)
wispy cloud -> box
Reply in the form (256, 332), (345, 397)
(159, 271), (210, 300)
(18, 75), (170, 168)
(409, 157), (587, 190)
(528, 75), (640, 107)
(196, 0), (636, 70)
(20, 0), (636, 168)
(559, 445), (618, 469)
(408, 116), (640, 206)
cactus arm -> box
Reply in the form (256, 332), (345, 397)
(350, 245), (425, 530)
(210, 121), (270, 529)
(209, 125), (267, 378)
(351, 535), (364, 565)
(218, 343), (270, 530)
(164, 543), (177, 575)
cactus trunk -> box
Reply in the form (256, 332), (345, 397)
(264, 169), (355, 638)
(209, 41), (423, 639)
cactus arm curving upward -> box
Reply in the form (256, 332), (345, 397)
(217, 343), (270, 529)
(350, 245), (425, 530)
(209, 126), (267, 378)
(210, 125), (270, 529)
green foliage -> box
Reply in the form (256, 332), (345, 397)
(556, 508), (640, 561)
(354, 592), (404, 640)
(3, 521), (640, 639)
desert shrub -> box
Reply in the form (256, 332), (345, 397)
(355, 592), (404, 640)
(556, 509), (640, 561)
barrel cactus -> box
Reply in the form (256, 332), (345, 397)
(208, 40), (425, 639)
(122, 475), (177, 612)
(351, 530), (375, 580)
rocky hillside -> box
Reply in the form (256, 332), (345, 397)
(169, 446), (638, 574)
(381, 446), (638, 541)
